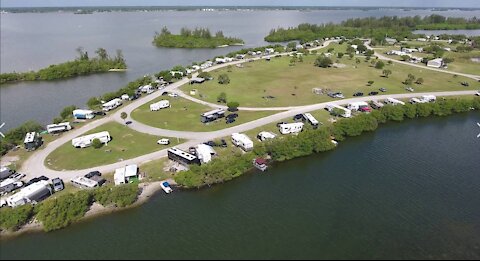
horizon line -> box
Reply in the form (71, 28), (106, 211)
(1, 5), (479, 9)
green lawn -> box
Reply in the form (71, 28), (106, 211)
(131, 96), (276, 132)
(45, 122), (184, 171)
(180, 47), (479, 108)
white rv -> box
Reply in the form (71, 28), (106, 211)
(73, 109), (95, 120)
(257, 131), (277, 141)
(279, 122), (304, 135)
(195, 144), (217, 164)
(347, 102), (369, 111)
(71, 176), (99, 189)
(384, 98), (406, 106)
(325, 104), (352, 118)
(5, 181), (52, 208)
(102, 98), (122, 111)
(302, 113), (319, 128)
(71, 131), (111, 148)
(231, 133), (254, 151)
(409, 98), (427, 104)
(150, 100), (170, 111)
(421, 95), (436, 102)
(46, 122), (72, 134)
(140, 84), (155, 94)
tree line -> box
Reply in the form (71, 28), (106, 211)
(0, 48), (127, 85)
(153, 26), (244, 48)
(175, 97), (480, 188)
(264, 15), (480, 44)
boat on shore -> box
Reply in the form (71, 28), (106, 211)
(108, 68), (128, 72)
(160, 181), (173, 194)
(253, 158), (268, 172)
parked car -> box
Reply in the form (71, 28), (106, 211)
(94, 111), (106, 116)
(359, 106), (372, 112)
(219, 139), (228, 148)
(353, 92), (364, 97)
(125, 121), (133, 125)
(475, 90), (480, 96)
(85, 171), (102, 179)
(293, 114), (304, 121)
(157, 138), (170, 145)
(379, 88), (387, 92)
(405, 87), (415, 92)
(10, 173), (25, 180)
(368, 91), (379, 96)
(226, 113), (238, 119)
(226, 118), (236, 124)
(204, 141), (216, 147)
(461, 81), (470, 87)
(52, 178), (64, 192)
(24, 176), (49, 187)
(168, 93), (178, 97)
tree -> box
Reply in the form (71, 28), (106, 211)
(289, 56), (297, 66)
(337, 52), (344, 58)
(407, 73), (416, 81)
(120, 112), (128, 122)
(87, 97), (101, 109)
(349, 53), (354, 59)
(415, 77), (424, 84)
(375, 61), (385, 69)
(355, 58), (361, 64)
(198, 71), (211, 79)
(95, 48), (108, 60)
(367, 80), (374, 86)
(382, 69), (392, 78)
(217, 92), (227, 103)
(327, 47), (335, 53)
(92, 138), (103, 149)
(218, 74), (230, 85)
(227, 101), (240, 111)
(400, 55), (410, 61)
(287, 42), (297, 51)
(314, 56), (333, 68)
(60, 105), (77, 120)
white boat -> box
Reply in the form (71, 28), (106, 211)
(160, 181), (173, 194)
(253, 158), (268, 172)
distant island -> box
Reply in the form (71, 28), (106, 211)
(153, 26), (244, 48)
(264, 15), (480, 43)
(0, 48), (127, 85)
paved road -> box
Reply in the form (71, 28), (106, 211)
(20, 90), (477, 181)
(365, 41), (480, 81)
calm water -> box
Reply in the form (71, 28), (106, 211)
(1, 113), (479, 259)
(2, 9), (480, 130)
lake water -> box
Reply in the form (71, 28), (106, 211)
(2, 9), (480, 130)
(1, 113), (479, 259)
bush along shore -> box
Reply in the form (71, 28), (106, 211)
(0, 183), (142, 236)
(0, 48), (127, 85)
(175, 97), (480, 188)
(153, 26), (244, 48)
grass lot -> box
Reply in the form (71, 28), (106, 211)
(131, 96), (276, 131)
(45, 122), (184, 171)
(180, 46), (479, 108)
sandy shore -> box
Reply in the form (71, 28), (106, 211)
(0, 180), (175, 240)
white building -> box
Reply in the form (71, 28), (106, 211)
(71, 131), (111, 148)
(102, 98), (122, 111)
(71, 176), (99, 189)
(427, 58), (444, 68)
(114, 164), (139, 186)
(231, 133), (254, 151)
(73, 109), (95, 120)
(150, 100), (170, 111)
(47, 122), (72, 134)
(279, 122), (304, 135)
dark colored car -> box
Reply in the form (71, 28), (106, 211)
(226, 118), (236, 124)
(293, 114), (304, 121)
(25, 176), (49, 187)
(226, 113), (239, 119)
(204, 141), (216, 147)
(276, 121), (287, 127)
(85, 171), (102, 179)
(379, 88), (387, 92)
(368, 91), (379, 96)
(125, 121), (133, 125)
(161, 91), (169, 96)
(219, 139), (228, 148)
(94, 111), (106, 116)
(228, 107), (239, 112)
(461, 81), (469, 86)
(353, 92), (364, 97)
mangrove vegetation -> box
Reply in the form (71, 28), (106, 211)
(153, 26), (244, 48)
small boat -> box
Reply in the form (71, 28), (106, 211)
(160, 181), (173, 194)
(253, 158), (268, 172)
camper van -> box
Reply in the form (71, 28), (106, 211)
(24, 132), (42, 151)
(279, 122), (304, 135)
(302, 113), (320, 128)
(46, 122), (72, 134)
(384, 98), (406, 106)
(421, 95), (436, 103)
(150, 100), (170, 111)
(201, 109), (225, 123)
(71, 131), (111, 148)
(231, 133), (254, 151)
(102, 98), (122, 112)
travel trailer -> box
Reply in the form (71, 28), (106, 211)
(150, 100), (170, 111)
(278, 122), (304, 135)
(71, 131), (111, 148)
(231, 133), (254, 151)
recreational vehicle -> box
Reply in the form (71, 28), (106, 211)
(150, 100), (170, 111)
(279, 122), (304, 135)
(257, 131), (277, 141)
(195, 144), (217, 164)
(167, 148), (201, 166)
(73, 109), (95, 120)
(421, 95), (436, 102)
(71, 131), (111, 148)
(102, 98), (122, 111)
(384, 98), (406, 106)
(24, 132), (42, 151)
(71, 176), (99, 189)
(5, 180), (52, 208)
(201, 109), (225, 123)
(346, 102), (369, 111)
(325, 104), (352, 118)
(302, 113), (320, 128)
(231, 133), (254, 151)
(46, 122), (72, 134)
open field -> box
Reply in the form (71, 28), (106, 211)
(181, 46), (479, 108)
(131, 96), (276, 131)
(45, 122), (184, 171)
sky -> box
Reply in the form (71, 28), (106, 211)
(1, 0), (479, 8)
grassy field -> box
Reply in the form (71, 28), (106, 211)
(180, 46), (479, 108)
(131, 96), (276, 131)
(45, 122), (184, 171)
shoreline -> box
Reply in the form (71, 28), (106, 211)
(0, 179), (173, 240)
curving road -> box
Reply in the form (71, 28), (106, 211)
(17, 38), (479, 181)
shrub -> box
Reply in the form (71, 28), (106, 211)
(92, 138), (103, 149)
(218, 74), (230, 85)
(375, 61), (385, 69)
(314, 56), (333, 68)
(93, 184), (139, 208)
(0, 205), (35, 231)
(227, 101), (240, 110)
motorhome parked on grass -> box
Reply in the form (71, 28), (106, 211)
(46, 122), (72, 134)
(73, 109), (95, 120)
(231, 133), (254, 151)
(384, 98), (406, 106)
(71, 131), (111, 148)
(102, 98), (122, 112)
(325, 104), (352, 118)
(5, 180), (52, 208)
(279, 122), (304, 135)
(150, 100), (170, 111)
